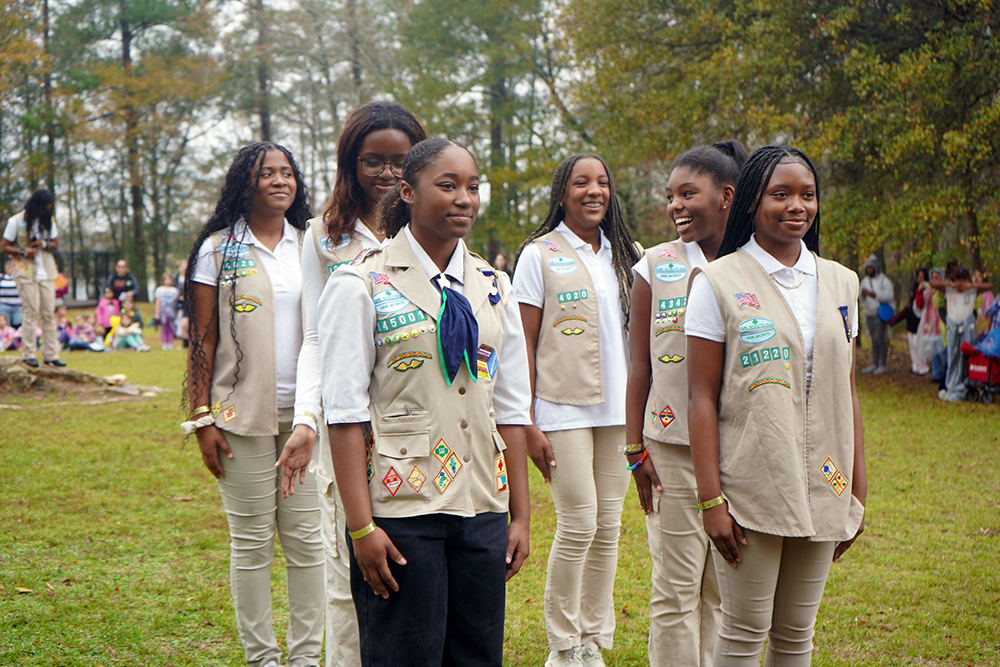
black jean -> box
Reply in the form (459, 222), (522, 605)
(347, 512), (508, 667)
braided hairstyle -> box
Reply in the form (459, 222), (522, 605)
(183, 142), (311, 411)
(376, 137), (478, 239)
(671, 140), (749, 189)
(324, 101), (427, 241)
(24, 188), (55, 238)
(516, 154), (640, 328)
(717, 146), (821, 258)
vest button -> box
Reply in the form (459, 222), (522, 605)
(463, 455), (470, 462)
(399, 447), (407, 455)
(460, 420), (469, 429)
(458, 387), (467, 395)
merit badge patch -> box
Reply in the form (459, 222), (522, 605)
(443, 452), (463, 479)
(434, 439), (452, 463)
(542, 239), (562, 252)
(657, 353), (684, 364)
(407, 466), (427, 494)
(554, 315), (587, 336)
(654, 261), (687, 283)
(434, 468), (452, 494)
(387, 350), (432, 372)
(369, 271), (391, 286)
(211, 400), (222, 418)
(222, 404), (237, 423)
(320, 233), (351, 253)
(557, 289), (588, 303)
(747, 377), (791, 392)
(653, 404), (675, 428)
(367, 458), (373, 482)
(377, 309), (428, 334)
(230, 294), (262, 313)
(738, 318), (776, 344)
(372, 289), (411, 315)
(477, 344), (499, 380)
(657, 246), (678, 258)
(383, 467), (403, 496)
(219, 242), (249, 259)
(495, 453), (509, 493)
(655, 325), (684, 337)
(735, 292), (761, 309)
(548, 256), (577, 274)
(328, 260), (350, 275)
(821, 457), (849, 496)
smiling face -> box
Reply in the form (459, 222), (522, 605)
(666, 166), (731, 245)
(251, 150), (296, 217)
(401, 145), (480, 246)
(561, 157), (610, 236)
(752, 160), (817, 255)
(357, 128), (413, 215)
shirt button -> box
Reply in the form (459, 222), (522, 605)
(458, 387), (467, 395)
(399, 447), (407, 455)
(463, 455), (470, 462)
(460, 420), (469, 429)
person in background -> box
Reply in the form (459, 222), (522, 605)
(493, 252), (513, 279)
(67, 313), (104, 351)
(1, 188), (66, 368)
(154, 272), (180, 350)
(174, 259), (190, 348)
(920, 268), (946, 385)
(56, 305), (71, 349)
(0, 313), (20, 351)
(973, 270), (994, 337)
(932, 266), (992, 401)
(113, 311), (149, 351)
(120, 292), (142, 329)
(107, 258), (140, 302)
(1, 272), (23, 329)
(906, 268), (930, 376)
(95, 287), (120, 340)
(860, 255), (893, 374)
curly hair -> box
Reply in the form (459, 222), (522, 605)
(324, 101), (426, 241)
(24, 188), (55, 238)
(717, 146), (821, 258)
(183, 142), (311, 411)
(516, 154), (640, 329)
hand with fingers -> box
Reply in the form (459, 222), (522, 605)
(702, 503), (746, 567)
(629, 452), (662, 515)
(505, 519), (530, 581)
(525, 424), (555, 482)
(197, 425), (232, 479)
(353, 528), (407, 599)
(833, 515), (865, 562)
(275, 424), (316, 498)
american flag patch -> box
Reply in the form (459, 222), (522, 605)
(542, 240), (562, 252)
(657, 247), (677, 258)
(369, 271), (391, 285)
(735, 292), (760, 309)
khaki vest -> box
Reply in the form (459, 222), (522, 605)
(9, 213), (58, 280)
(643, 240), (693, 444)
(697, 250), (864, 541)
(358, 234), (511, 518)
(532, 230), (603, 406)
(209, 228), (301, 437)
(308, 216), (367, 276)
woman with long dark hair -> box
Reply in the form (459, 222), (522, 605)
(183, 142), (323, 667)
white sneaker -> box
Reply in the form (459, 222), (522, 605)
(873, 366), (889, 375)
(579, 643), (606, 667)
(545, 648), (585, 667)
(862, 364), (877, 374)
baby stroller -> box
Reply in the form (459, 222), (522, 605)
(961, 326), (1000, 404)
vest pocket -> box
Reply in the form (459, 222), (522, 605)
(373, 411), (432, 502)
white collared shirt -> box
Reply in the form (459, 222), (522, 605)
(686, 234), (858, 379)
(293, 220), (386, 431)
(192, 219), (303, 408)
(3, 213), (59, 281)
(513, 221), (628, 431)
(317, 224), (532, 426)
(632, 240), (707, 284)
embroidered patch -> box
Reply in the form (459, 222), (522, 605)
(557, 289), (588, 303)
(838, 305), (851, 342)
(821, 457), (849, 496)
(658, 297), (686, 311)
(738, 318), (776, 344)
(495, 453), (508, 493)
(369, 271), (391, 286)
(320, 233), (351, 253)
(387, 350), (432, 372)
(654, 261), (687, 283)
(351, 248), (379, 265)
(377, 309), (427, 334)
(367, 458), (373, 481)
(561, 327), (585, 336)
(655, 325), (685, 337)
(222, 258), (256, 272)
(657, 247), (678, 258)
(372, 289), (411, 314)
(821, 457), (837, 481)
(434, 439), (452, 462)
(477, 343), (498, 380)
(211, 400), (222, 418)
(230, 294), (262, 313)
(740, 346), (791, 368)
(434, 468), (453, 493)
(443, 452), (463, 479)
(735, 292), (761, 309)
(383, 467), (402, 496)
(747, 377), (791, 392)
(548, 256), (577, 274)
(553, 315), (587, 327)
(407, 466), (427, 494)
(657, 353), (684, 364)
(328, 260), (350, 275)
(223, 405), (237, 423)
(542, 240), (562, 252)
(656, 405), (675, 428)
(218, 242), (249, 259)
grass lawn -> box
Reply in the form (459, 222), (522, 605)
(2, 325), (998, 666)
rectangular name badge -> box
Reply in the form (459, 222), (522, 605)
(477, 343), (498, 381)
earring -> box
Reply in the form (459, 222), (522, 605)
(722, 205), (727, 209)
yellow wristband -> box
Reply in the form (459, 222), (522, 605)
(697, 494), (727, 513)
(189, 405), (211, 419)
(618, 442), (645, 454)
(349, 521), (377, 540)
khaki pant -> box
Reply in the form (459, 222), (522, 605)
(544, 426), (630, 651)
(14, 276), (59, 362)
(218, 421), (324, 667)
(712, 531), (836, 666)
(645, 439), (720, 666)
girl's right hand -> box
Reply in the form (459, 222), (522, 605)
(525, 424), (555, 482)
(703, 503), (746, 567)
(353, 528), (407, 599)
(197, 425), (232, 479)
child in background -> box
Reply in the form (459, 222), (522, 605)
(973, 270), (995, 337)
(113, 312), (149, 351)
(154, 272), (180, 349)
(67, 313), (104, 351)
(96, 287), (120, 339)
(120, 293), (142, 329)
(0, 313), (20, 350)
(56, 305), (71, 349)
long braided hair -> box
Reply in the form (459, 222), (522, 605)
(183, 142), (311, 411)
(24, 188), (55, 239)
(376, 137), (478, 239)
(717, 146), (821, 258)
(516, 154), (640, 328)
(324, 101), (426, 240)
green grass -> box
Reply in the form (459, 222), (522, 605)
(2, 334), (998, 666)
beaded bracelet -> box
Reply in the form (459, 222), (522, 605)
(626, 450), (648, 471)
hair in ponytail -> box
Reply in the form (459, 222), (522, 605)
(670, 140), (749, 188)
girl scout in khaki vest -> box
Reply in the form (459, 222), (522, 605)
(514, 154), (641, 667)
(624, 141), (748, 666)
(184, 143), (324, 667)
(293, 101), (425, 667)
(686, 146), (867, 666)
(317, 138), (532, 667)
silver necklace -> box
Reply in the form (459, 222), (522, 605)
(770, 271), (804, 290)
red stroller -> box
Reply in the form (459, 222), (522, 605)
(960, 339), (1000, 404)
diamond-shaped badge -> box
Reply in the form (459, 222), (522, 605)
(434, 439), (452, 462)
(830, 471), (849, 496)
(658, 405), (675, 428)
(821, 457), (837, 482)
(434, 468), (452, 494)
(383, 467), (402, 496)
(444, 452), (463, 479)
(407, 466), (426, 494)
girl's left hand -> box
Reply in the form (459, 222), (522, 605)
(505, 518), (530, 581)
(275, 425), (316, 498)
(833, 515), (865, 562)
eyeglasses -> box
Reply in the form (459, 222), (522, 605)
(359, 157), (405, 178)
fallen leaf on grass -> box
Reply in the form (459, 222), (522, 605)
(172, 496), (194, 502)
(15, 587), (33, 593)
(46, 582), (54, 590)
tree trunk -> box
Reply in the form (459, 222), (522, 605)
(346, 0), (362, 98)
(43, 0), (55, 193)
(255, 0), (271, 141)
(120, 3), (146, 299)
